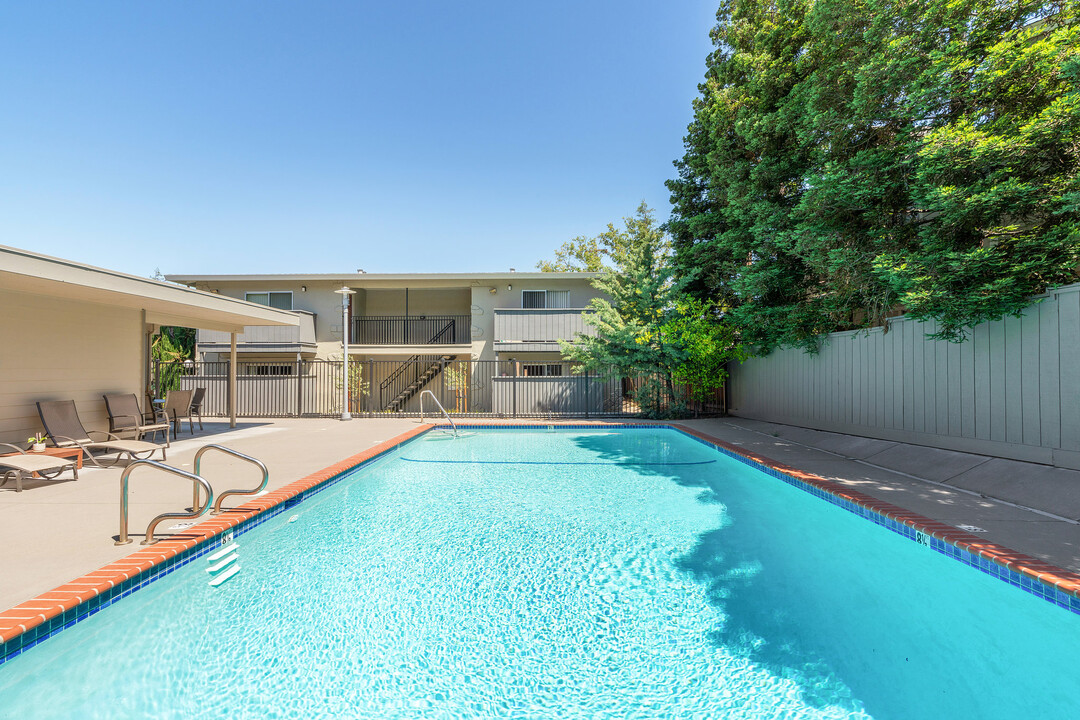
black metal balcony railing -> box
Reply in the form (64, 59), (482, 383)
(351, 315), (471, 345)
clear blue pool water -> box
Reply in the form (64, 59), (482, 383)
(0, 428), (1077, 719)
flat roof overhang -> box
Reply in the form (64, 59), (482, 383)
(166, 271), (600, 287)
(1, 245), (300, 333)
(197, 342), (317, 354)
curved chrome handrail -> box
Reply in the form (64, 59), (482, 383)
(419, 390), (458, 438)
(117, 460), (213, 545)
(194, 444), (270, 515)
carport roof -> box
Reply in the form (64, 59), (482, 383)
(1, 245), (299, 334)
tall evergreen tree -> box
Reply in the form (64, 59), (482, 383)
(668, 0), (822, 352)
(669, 0), (1079, 350)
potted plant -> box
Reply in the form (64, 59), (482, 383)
(27, 433), (47, 452)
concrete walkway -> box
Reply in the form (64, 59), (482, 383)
(0, 417), (416, 611)
(681, 417), (1080, 575)
(2, 416), (1078, 613)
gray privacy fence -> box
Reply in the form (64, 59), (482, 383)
(153, 359), (640, 418)
(727, 282), (1080, 469)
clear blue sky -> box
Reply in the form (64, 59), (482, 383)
(0, 1), (717, 277)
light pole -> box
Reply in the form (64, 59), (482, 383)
(334, 286), (356, 420)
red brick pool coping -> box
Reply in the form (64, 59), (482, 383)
(2, 420), (1078, 648)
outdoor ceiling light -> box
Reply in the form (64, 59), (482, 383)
(507, 284), (512, 291)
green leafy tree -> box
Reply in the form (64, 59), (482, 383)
(561, 205), (744, 417)
(537, 204), (666, 272)
(150, 328), (192, 395)
(667, 0), (823, 352)
(662, 298), (747, 407)
(536, 235), (605, 272)
(871, 1), (1080, 339)
(669, 0), (1079, 350)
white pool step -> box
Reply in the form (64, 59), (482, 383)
(207, 542), (241, 587)
(207, 543), (239, 562)
(206, 553), (239, 574)
(208, 565), (241, 587)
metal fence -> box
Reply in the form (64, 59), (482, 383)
(351, 315), (472, 345)
(152, 359), (675, 418)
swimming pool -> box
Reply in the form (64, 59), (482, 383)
(0, 427), (1077, 718)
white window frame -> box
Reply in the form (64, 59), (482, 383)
(245, 291), (294, 310)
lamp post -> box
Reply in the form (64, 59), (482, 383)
(334, 286), (356, 420)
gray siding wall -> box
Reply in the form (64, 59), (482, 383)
(493, 309), (595, 342)
(198, 311), (316, 345)
(728, 282), (1080, 469)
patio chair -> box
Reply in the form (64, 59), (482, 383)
(0, 443), (78, 493)
(189, 388), (206, 431)
(162, 389), (194, 436)
(103, 393), (171, 446)
(37, 400), (167, 467)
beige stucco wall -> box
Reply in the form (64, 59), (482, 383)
(187, 276), (602, 363)
(0, 289), (145, 444)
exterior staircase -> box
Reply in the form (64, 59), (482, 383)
(380, 354), (456, 412)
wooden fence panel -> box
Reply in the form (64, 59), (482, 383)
(727, 283), (1080, 469)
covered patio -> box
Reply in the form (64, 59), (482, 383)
(0, 244), (300, 443)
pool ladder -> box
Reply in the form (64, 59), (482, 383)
(419, 390), (459, 438)
(115, 444), (269, 546)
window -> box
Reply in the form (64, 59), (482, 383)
(244, 364), (294, 376)
(521, 290), (569, 309)
(521, 363), (563, 377)
(245, 291), (293, 310)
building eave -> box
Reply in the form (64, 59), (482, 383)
(1, 245), (300, 333)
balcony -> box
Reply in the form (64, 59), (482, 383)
(351, 315), (472, 346)
(493, 308), (595, 352)
(197, 310), (316, 354)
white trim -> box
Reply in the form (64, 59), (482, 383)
(0, 244), (298, 329)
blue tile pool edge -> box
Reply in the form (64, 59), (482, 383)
(2, 421), (1077, 667)
(661, 424), (1080, 618)
(0, 426), (434, 666)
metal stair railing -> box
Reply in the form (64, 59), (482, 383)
(193, 444), (270, 515)
(116, 460), (214, 545)
(384, 357), (455, 411)
(379, 320), (457, 410)
(419, 390), (458, 437)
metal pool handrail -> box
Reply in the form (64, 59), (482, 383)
(117, 460), (213, 546)
(419, 390), (458, 438)
(193, 444), (270, 515)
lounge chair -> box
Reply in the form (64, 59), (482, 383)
(189, 388), (206, 431)
(103, 393), (171, 445)
(0, 442), (79, 492)
(162, 389), (194, 436)
(37, 400), (167, 467)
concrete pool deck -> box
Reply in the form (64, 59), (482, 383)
(2, 416), (1078, 617)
